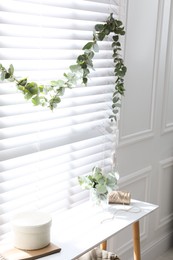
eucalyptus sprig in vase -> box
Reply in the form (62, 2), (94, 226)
(78, 166), (119, 206)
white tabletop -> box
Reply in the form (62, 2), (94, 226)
(40, 199), (158, 260)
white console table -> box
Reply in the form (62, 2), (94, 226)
(44, 199), (158, 260)
(0, 200), (158, 260)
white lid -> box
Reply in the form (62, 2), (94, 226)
(12, 212), (52, 232)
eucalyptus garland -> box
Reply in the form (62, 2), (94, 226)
(0, 13), (126, 121)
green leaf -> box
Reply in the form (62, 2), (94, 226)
(109, 114), (117, 121)
(113, 53), (118, 58)
(49, 96), (61, 110)
(113, 96), (120, 103)
(82, 42), (93, 50)
(112, 90), (119, 96)
(38, 85), (44, 92)
(26, 82), (38, 95)
(77, 55), (86, 64)
(52, 80), (65, 88)
(115, 62), (121, 69)
(122, 66), (127, 73)
(113, 35), (119, 42)
(53, 96), (61, 103)
(116, 83), (124, 89)
(83, 68), (90, 77)
(96, 183), (107, 194)
(116, 20), (123, 26)
(32, 95), (40, 106)
(105, 28), (110, 35)
(24, 92), (33, 100)
(17, 78), (27, 87)
(119, 30), (125, 35)
(8, 64), (14, 75)
(97, 32), (105, 41)
(57, 87), (65, 96)
(116, 83), (125, 95)
(113, 109), (119, 114)
(83, 77), (88, 84)
(5, 72), (11, 79)
(115, 70), (124, 77)
(69, 64), (81, 72)
(115, 42), (121, 47)
(112, 103), (121, 108)
(81, 63), (87, 69)
(114, 27), (125, 35)
(95, 24), (104, 31)
(1, 71), (5, 81)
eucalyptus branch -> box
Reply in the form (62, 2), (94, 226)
(0, 13), (126, 121)
(78, 166), (119, 202)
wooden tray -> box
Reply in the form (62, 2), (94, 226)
(0, 243), (61, 260)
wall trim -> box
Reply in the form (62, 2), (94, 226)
(161, 0), (173, 134)
(142, 230), (173, 260)
(119, 130), (154, 147)
(156, 157), (173, 229)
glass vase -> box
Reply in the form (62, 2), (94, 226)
(89, 189), (108, 209)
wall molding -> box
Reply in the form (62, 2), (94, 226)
(156, 157), (173, 229)
(161, 0), (173, 134)
(162, 121), (173, 135)
(118, 166), (151, 203)
(118, 129), (154, 147)
(141, 230), (173, 260)
(119, 0), (161, 147)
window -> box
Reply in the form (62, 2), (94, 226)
(0, 0), (122, 241)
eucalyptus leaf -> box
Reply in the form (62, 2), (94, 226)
(112, 103), (121, 108)
(5, 72), (11, 79)
(17, 78), (27, 87)
(24, 92), (33, 100)
(38, 85), (44, 92)
(113, 109), (119, 114)
(8, 64), (14, 75)
(83, 77), (87, 84)
(95, 24), (104, 31)
(113, 35), (119, 41)
(69, 64), (81, 72)
(82, 42), (93, 50)
(113, 96), (120, 103)
(26, 82), (38, 95)
(32, 95), (40, 105)
(1, 71), (5, 81)
(97, 32), (105, 41)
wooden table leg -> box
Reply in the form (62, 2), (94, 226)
(132, 221), (141, 260)
(100, 240), (107, 250)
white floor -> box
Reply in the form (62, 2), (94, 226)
(157, 247), (173, 260)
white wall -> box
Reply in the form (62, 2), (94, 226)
(108, 0), (173, 259)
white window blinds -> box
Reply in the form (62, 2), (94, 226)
(0, 0), (121, 241)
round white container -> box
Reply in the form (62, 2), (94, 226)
(12, 212), (52, 250)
